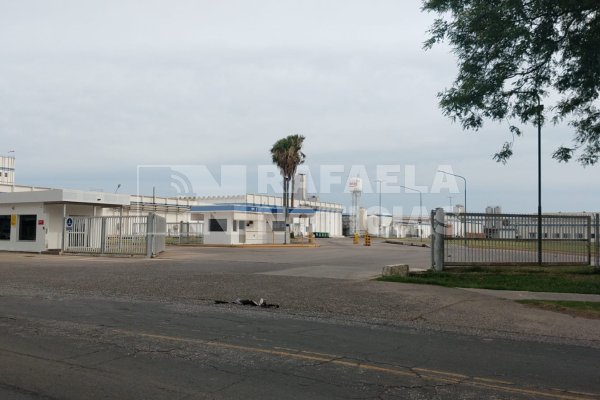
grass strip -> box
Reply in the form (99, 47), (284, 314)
(377, 266), (600, 294)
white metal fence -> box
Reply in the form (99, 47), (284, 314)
(64, 214), (166, 256)
(431, 211), (599, 267)
(166, 222), (204, 244)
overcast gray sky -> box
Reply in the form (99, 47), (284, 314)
(1, 0), (598, 213)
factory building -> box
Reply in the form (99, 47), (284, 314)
(0, 158), (343, 251)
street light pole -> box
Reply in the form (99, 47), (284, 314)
(537, 95), (543, 265)
(438, 170), (467, 237)
(400, 185), (423, 242)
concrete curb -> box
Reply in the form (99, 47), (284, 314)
(384, 240), (431, 248)
(171, 244), (320, 249)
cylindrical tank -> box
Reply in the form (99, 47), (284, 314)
(348, 177), (363, 193)
(295, 173), (307, 201)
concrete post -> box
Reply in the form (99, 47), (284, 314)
(61, 203), (67, 253)
(146, 213), (155, 258)
(100, 217), (106, 254)
(432, 208), (445, 272)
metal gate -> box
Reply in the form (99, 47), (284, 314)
(432, 211), (596, 267)
(64, 214), (166, 256)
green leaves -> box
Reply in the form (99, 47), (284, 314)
(270, 134), (306, 179)
(423, 0), (600, 165)
(493, 142), (514, 164)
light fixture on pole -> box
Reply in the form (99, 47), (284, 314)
(400, 185), (423, 242)
(537, 94), (543, 265)
(438, 170), (468, 237)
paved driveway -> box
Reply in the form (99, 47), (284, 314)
(161, 238), (431, 279)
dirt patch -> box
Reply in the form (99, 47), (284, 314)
(518, 301), (600, 320)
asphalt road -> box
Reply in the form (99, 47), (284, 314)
(1, 240), (600, 399)
(2, 293), (599, 400)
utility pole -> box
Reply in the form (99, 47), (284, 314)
(438, 170), (468, 239)
(400, 185), (423, 242)
(537, 95), (543, 265)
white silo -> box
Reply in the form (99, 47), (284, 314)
(294, 173), (307, 202)
(348, 177), (362, 234)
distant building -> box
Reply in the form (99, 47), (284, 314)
(1, 171), (343, 250)
(0, 155), (15, 185)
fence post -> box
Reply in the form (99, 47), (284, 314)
(595, 214), (599, 269)
(100, 217), (107, 254)
(587, 216), (592, 266)
(62, 217), (66, 253)
(430, 210), (435, 268)
(433, 208), (445, 272)
(146, 213), (155, 258)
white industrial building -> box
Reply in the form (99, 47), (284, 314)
(0, 157), (343, 251)
(0, 187), (129, 253)
(185, 194), (342, 245)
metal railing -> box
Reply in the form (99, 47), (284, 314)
(166, 222), (204, 245)
(64, 214), (166, 256)
(434, 211), (595, 266)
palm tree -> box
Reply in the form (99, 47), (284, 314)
(287, 134), (306, 209)
(270, 134), (306, 243)
(271, 137), (291, 243)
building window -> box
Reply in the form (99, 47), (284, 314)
(562, 233), (571, 239)
(553, 233), (560, 239)
(209, 218), (227, 232)
(576, 233), (584, 239)
(272, 221), (286, 232)
(18, 215), (37, 241)
(528, 232), (536, 239)
(0, 215), (10, 240)
(233, 220), (238, 232)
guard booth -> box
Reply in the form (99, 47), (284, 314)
(190, 203), (316, 245)
(0, 189), (131, 253)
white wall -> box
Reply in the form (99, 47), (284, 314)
(0, 203), (47, 252)
(0, 202), (130, 252)
(202, 214), (237, 245)
(198, 212), (289, 245)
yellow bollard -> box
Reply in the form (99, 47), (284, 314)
(353, 232), (359, 244)
(364, 233), (371, 246)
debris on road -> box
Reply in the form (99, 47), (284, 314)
(214, 298), (280, 308)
